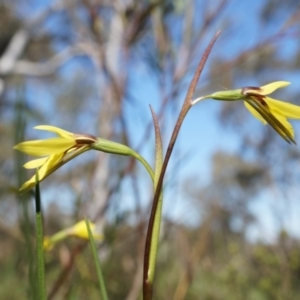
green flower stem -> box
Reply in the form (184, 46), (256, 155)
(130, 150), (154, 182)
(36, 212), (46, 300)
(45, 230), (69, 247)
(35, 177), (46, 300)
(92, 139), (154, 182)
(85, 218), (108, 300)
(191, 95), (210, 105)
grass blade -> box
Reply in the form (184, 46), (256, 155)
(85, 218), (108, 300)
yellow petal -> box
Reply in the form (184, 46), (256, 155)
(69, 220), (91, 239)
(266, 97), (300, 119)
(19, 153), (64, 193)
(259, 81), (290, 95)
(68, 220), (103, 240)
(14, 137), (75, 156)
(38, 153), (64, 179)
(43, 237), (54, 251)
(19, 170), (45, 193)
(24, 157), (48, 169)
(19, 177), (36, 193)
(272, 113), (294, 138)
(34, 125), (74, 139)
(244, 101), (267, 124)
(244, 99), (295, 143)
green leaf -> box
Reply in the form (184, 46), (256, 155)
(147, 106), (164, 283)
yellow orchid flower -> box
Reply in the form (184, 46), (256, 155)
(14, 125), (154, 193)
(241, 82), (299, 144)
(14, 125), (97, 193)
(194, 81), (300, 144)
(44, 219), (103, 251)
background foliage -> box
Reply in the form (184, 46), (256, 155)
(1, 0), (300, 299)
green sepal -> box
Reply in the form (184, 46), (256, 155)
(92, 138), (134, 156)
(209, 88), (243, 101)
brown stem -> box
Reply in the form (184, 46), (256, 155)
(143, 31), (221, 300)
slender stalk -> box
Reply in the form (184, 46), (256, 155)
(130, 150), (155, 182)
(191, 95), (211, 105)
(85, 218), (108, 300)
(143, 31), (221, 299)
(92, 142), (154, 182)
(35, 175), (46, 300)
